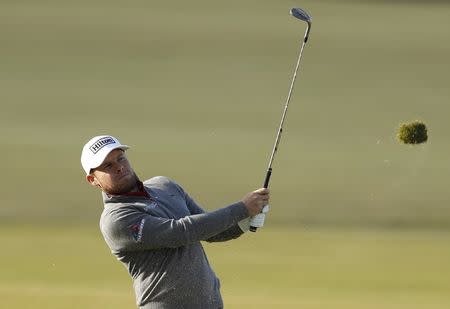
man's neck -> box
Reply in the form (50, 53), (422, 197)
(120, 180), (150, 198)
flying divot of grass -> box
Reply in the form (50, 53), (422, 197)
(397, 120), (428, 144)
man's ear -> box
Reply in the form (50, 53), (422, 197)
(86, 174), (100, 188)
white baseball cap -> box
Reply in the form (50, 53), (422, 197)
(81, 135), (130, 175)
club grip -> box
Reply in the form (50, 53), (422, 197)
(250, 168), (273, 232)
(263, 168), (272, 189)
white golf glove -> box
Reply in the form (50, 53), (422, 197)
(241, 205), (270, 232)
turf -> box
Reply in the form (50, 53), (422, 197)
(1, 225), (450, 308)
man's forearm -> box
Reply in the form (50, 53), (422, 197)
(205, 224), (244, 242)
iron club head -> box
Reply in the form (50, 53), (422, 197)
(290, 8), (312, 43)
(290, 8), (312, 24)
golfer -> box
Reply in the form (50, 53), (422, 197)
(81, 135), (270, 309)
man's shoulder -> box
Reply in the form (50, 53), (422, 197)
(100, 202), (141, 226)
(143, 176), (183, 191)
(143, 175), (173, 186)
(99, 202), (146, 241)
(143, 176), (186, 198)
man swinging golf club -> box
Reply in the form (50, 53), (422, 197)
(81, 135), (269, 309)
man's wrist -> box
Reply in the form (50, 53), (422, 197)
(237, 217), (251, 232)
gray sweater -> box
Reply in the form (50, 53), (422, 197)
(99, 176), (249, 308)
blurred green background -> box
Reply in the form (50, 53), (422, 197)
(1, 0), (449, 308)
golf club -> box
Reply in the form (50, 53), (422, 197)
(249, 8), (312, 232)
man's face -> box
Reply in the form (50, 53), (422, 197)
(86, 149), (138, 195)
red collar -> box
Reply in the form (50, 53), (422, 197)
(122, 181), (150, 198)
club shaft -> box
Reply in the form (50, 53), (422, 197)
(264, 25), (310, 187)
(250, 20), (311, 233)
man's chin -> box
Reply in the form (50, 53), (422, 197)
(118, 174), (139, 194)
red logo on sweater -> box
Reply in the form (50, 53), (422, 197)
(130, 219), (145, 242)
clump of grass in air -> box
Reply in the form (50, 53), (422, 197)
(397, 120), (428, 144)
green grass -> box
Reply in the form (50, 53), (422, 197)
(1, 225), (450, 308)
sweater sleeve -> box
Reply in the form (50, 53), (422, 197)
(100, 201), (249, 252)
(170, 179), (207, 215)
(205, 225), (245, 242)
(171, 179), (248, 241)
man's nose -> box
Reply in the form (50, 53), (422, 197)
(116, 164), (124, 173)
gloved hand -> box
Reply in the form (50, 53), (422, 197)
(248, 205), (270, 230)
(239, 205), (270, 232)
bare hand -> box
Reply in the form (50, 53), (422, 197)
(241, 188), (270, 217)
